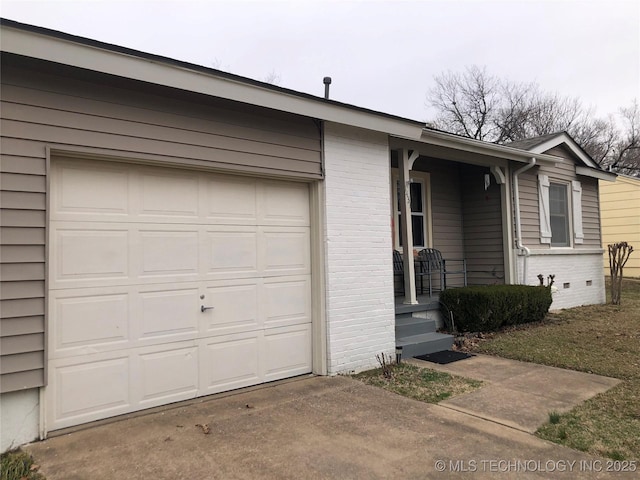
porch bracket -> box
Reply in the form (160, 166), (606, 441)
(490, 165), (506, 184)
(408, 150), (420, 170)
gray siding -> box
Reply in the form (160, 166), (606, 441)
(519, 145), (601, 249)
(413, 158), (466, 287)
(460, 165), (505, 285)
(0, 54), (322, 393)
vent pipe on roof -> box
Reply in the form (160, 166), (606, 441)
(323, 77), (332, 99)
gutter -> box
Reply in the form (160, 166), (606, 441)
(512, 157), (537, 284)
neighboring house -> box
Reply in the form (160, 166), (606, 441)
(599, 174), (640, 278)
(0, 19), (614, 450)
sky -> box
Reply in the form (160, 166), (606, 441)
(2, 0), (639, 123)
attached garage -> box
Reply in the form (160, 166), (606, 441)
(47, 158), (313, 430)
(2, 19), (425, 449)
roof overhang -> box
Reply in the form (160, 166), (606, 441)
(0, 19), (424, 139)
(524, 132), (599, 169)
(389, 129), (564, 167)
(576, 166), (617, 181)
(421, 129), (564, 164)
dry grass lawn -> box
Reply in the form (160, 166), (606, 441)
(474, 279), (640, 460)
(353, 362), (482, 404)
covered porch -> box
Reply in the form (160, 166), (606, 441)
(390, 134), (514, 307)
(389, 130), (520, 358)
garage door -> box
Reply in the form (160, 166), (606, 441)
(47, 159), (312, 430)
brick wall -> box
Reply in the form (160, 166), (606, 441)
(517, 250), (606, 309)
(322, 122), (395, 374)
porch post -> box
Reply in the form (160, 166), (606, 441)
(399, 148), (418, 304)
(499, 165), (515, 284)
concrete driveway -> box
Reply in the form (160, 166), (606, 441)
(26, 374), (630, 479)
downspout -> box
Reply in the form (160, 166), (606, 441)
(512, 157), (537, 284)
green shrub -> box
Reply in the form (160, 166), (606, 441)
(440, 284), (552, 332)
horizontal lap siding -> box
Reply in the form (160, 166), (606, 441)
(519, 145), (602, 249)
(0, 56), (322, 393)
(461, 165), (505, 285)
(0, 116), (46, 392)
(414, 158), (465, 261)
(599, 176), (640, 277)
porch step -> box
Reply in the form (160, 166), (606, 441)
(396, 332), (455, 359)
(395, 299), (440, 316)
(395, 315), (437, 337)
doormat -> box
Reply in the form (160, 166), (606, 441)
(414, 350), (474, 364)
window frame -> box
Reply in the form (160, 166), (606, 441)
(549, 181), (572, 247)
(390, 170), (433, 251)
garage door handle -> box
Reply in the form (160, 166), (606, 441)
(201, 305), (215, 313)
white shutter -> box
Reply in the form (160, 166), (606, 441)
(572, 180), (584, 244)
(538, 174), (552, 244)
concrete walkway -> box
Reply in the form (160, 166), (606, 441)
(409, 354), (621, 433)
(26, 371), (627, 479)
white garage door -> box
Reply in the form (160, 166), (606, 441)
(47, 159), (312, 430)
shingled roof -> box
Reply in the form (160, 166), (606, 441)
(505, 132), (566, 150)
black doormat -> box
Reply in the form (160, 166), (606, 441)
(414, 350), (474, 364)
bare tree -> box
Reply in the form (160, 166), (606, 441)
(426, 65), (640, 176)
(570, 115), (617, 165)
(607, 100), (640, 175)
(428, 66), (501, 141)
(525, 91), (584, 137)
(263, 69), (282, 86)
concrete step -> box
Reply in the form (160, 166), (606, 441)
(395, 300), (440, 316)
(396, 332), (455, 359)
(395, 316), (437, 337)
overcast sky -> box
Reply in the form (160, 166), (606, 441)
(2, 0), (639, 122)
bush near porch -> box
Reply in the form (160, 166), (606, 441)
(440, 285), (552, 332)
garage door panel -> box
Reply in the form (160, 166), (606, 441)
(262, 324), (312, 381)
(53, 228), (129, 284)
(138, 288), (199, 342)
(138, 230), (199, 277)
(258, 182), (309, 226)
(204, 228), (258, 279)
(199, 334), (261, 395)
(262, 276), (311, 328)
(53, 161), (129, 218)
(48, 159), (313, 431)
(136, 345), (198, 406)
(139, 172), (199, 219)
(260, 228), (310, 276)
(51, 355), (130, 428)
(51, 291), (129, 355)
(202, 283), (259, 335)
(204, 176), (257, 224)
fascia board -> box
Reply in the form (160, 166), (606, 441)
(0, 25), (424, 139)
(576, 166), (617, 181)
(528, 133), (599, 168)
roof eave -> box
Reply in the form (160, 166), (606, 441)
(419, 129), (564, 164)
(0, 19), (425, 139)
(526, 132), (600, 169)
(576, 166), (617, 181)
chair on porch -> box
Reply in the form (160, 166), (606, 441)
(393, 250), (405, 295)
(416, 248), (467, 296)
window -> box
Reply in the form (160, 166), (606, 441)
(549, 183), (570, 246)
(539, 174), (582, 247)
(392, 173), (431, 250)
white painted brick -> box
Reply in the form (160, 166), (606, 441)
(322, 123), (395, 374)
(516, 251), (606, 309)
